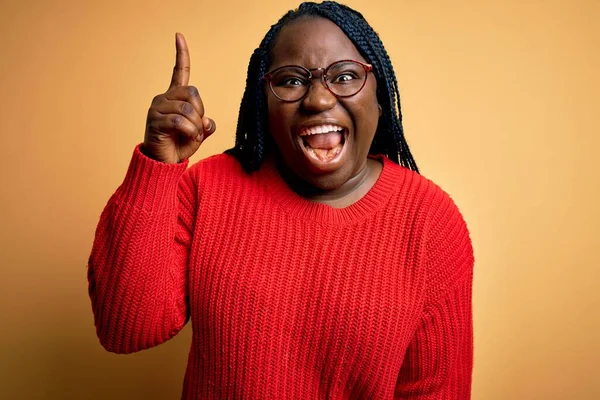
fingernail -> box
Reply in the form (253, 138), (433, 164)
(204, 119), (212, 131)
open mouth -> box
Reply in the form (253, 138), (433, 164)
(298, 124), (347, 163)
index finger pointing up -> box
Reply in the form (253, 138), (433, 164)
(170, 32), (190, 88)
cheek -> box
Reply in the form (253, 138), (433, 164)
(356, 78), (379, 115)
(266, 95), (277, 125)
(268, 100), (296, 130)
(347, 88), (379, 152)
(266, 99), (297, 150)
(364, 80), (380, 115)
(353, 94), (380, 133)
(267, 98), (284, 135)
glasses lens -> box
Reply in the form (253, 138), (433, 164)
(269, 66), (310, 101)
(325, 61), (367, 97)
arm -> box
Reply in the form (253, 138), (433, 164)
(87, 145), (198, 354)
(87, 32), (216, 354)
(395, 188), (475, 399)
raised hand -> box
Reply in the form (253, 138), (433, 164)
(142, 33), (216, 163)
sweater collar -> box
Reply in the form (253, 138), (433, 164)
(258, 153), (401, 225)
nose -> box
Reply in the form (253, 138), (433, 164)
(300, 74), (337, 112)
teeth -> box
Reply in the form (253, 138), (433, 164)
(299, 124), (344, 136)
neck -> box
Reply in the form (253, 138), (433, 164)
(275, 156), (382, 208)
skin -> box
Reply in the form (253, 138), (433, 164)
(266, 17), (383, 208)
(142, 24), (382, 208)
(142, 33), (216, 164)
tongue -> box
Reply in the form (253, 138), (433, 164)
(304, 131), (342, 149)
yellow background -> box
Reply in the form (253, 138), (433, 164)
(1, 0), (598, 398)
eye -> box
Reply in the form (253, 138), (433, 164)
(269, 66), (310, 88)
(281, 77), (307, 86)
(272, 75), (309, 88)
(331, 72), (358, 84)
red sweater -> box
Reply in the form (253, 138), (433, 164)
(88, 145), (474, 399)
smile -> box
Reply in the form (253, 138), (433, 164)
(298, 124), (347, 163)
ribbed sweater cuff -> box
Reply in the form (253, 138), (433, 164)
(116, 144), (189, 211)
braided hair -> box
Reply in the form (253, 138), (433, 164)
(225, 1), (419, 174)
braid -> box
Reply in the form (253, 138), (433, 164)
(226, 1), (419, 174)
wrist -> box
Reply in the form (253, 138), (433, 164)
(140, 144), (179, 164)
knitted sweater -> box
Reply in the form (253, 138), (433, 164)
(88, 145), (474, 400)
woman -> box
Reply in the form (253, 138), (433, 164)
(88, 2), (474, 399)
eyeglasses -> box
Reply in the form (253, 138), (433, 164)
(263, 59), (373, 102)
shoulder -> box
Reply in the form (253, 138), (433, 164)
(380, 155), (471, 251)
(380, 156), (461, 217)
(188, 152), (242, 174)
(399, 166), (474, 301)
(183, 152), (246, 185)
(175, 153), (248, 203)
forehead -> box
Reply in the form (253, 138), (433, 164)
(270, 17), (365, 69)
